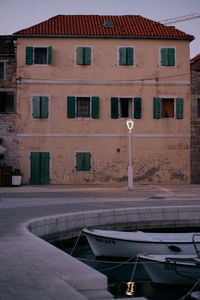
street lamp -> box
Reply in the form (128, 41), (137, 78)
(126, 118), (134, 189)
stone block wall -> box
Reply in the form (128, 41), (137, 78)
(190, 70), (200, 183)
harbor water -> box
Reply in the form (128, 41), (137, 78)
(52, 235), (197, 299)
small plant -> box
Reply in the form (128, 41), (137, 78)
(12, 168), (22, 176)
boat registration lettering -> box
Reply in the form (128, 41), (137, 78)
(95, 237), (116, 245)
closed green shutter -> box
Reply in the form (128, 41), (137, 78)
(76, 152), (91, 171)
(41, 97), (49, 118)
(32, 97), (41, 118)
(197, 99), (200, 118)
(134, 98), (141, 119)
(119, 48), (127, 65)
(30, 152), (50, 184)
(161, 48), (175, 66)
(127, 48), (133, 65)
(30, 152), (40, 184)
(84, 47), (91, 65)
(91, 96), (99, 118)
(67, 96), (75, 118)
(76, 47), (84, 65)
(26, 47), (33, 65)
(161, 48), (169, 66)
(154, 98), (161, 119)
(48, 46), (52, 64)
(40, 152), (50, 184)
(176, 98), (183, 119)
(168, 48), (175, 66)
(111, 97), (118, 118)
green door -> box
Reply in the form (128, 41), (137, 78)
(30, 152), (50, 184)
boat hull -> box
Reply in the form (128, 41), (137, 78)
(140, 255), (200, 285)
(83, 228), (200, 258)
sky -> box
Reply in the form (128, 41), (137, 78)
(0, 0), (199, 58)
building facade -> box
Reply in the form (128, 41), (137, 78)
(14, 15), (193, 185)
(191, 54), (200, 183)
(0, 36), (17, 185)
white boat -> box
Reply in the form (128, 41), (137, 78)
(82, 228), (200, 258)
(139, 254), (200, 285)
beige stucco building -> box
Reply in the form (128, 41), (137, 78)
(14, 15), (194, 185)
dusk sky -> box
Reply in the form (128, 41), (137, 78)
(0, 0), (199, 57)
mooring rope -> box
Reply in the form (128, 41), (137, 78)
(70, 229), (83, 256)
(179, 278), (200, 300)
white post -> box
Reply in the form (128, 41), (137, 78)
(126, 119), (134, 189)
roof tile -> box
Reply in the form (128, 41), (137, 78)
(13, 15), (194, 40)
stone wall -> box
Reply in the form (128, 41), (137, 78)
(0, 38), (18, 174)
(190, 70), (200, 183)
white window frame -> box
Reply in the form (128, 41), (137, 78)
(32, 46), (50, 65)
(118, 97), (134, 118)
(75, 45), (93, 66)
(159, 46), (176, 67)
(31, 94), (50, 120)
(159, 95), (177, 119)
(117, 46), (135, 67)
(75, 95), (92, 119)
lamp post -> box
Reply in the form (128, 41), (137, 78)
(126, 118), (134, 189)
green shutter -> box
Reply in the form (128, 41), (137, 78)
(119, 48), (127, 65)
(161, 48), (168, 66)
(168, 48), (175, 66)
(76, 47), (84, 65)
(176, 98), (183, 119)
(76, 152), (91, 171)
(40, 152), (50, 184)
(197, 99), (200, 118)
(154, 98), (161, 119)
(26, 47), (33, 65)
(91, 96), (99, 118)
(161, 48), (175, 66)
(48, 46), (52, 65)
(134, 98), (141, 119)
(127, 48), (133, 65)
(67, 96), (75, 118)
(84, 47), (91, 65)
(111, 97), (118, 119)
(41, 97), (49, 118)
(30, 152), (40, 184)
(32, 97), (41, 118)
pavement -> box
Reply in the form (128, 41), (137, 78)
(0, 183), (200, 300)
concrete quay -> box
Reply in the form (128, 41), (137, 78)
(1, 183), (200, 300)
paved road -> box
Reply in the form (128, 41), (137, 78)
(0, 184), (200, 300)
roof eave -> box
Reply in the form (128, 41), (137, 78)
(13, 34), (194, 41)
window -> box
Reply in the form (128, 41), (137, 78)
(32, 96), (49, 118)
(160, 48), (175, 66)
(119, 47), (134, 66)
(75, 152), (91, 171)
(154, 97), (183, 119)
(76, 47), (91, 65)
(111, 97), (141, 119)
(0, 92), (15, 113)
(0, 62), (5, 80)
(26, 46), (52, 65)
(67, 96), (99, 118)
(197, 99), (200, 119)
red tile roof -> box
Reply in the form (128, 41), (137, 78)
(191, 54), (200, 71)
(13, 15), (194, 40)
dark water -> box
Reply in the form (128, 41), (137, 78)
(51, 235), (197, 300)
